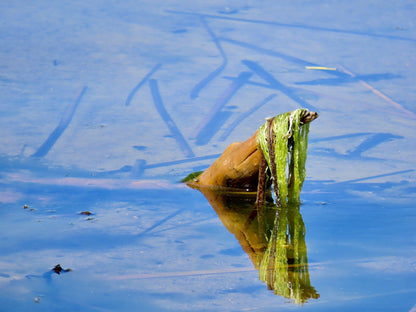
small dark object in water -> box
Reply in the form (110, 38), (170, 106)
(79, 211), (93, 216)
(23, 204), (28, 209)
(53, 264), (72, 275)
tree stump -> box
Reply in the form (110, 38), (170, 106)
(186, 110), (318, 194)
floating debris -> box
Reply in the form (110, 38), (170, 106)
(53, 264), (72, 275)
(79, 211), (93, 216)
(23, 204), (36, 211)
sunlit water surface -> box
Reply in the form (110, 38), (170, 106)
(1, 1), (415, 311)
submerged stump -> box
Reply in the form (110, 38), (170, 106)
(186, 109), (318, 206)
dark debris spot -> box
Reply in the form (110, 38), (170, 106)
(79, 211), (93, 216)
(52, 264), (72, 275)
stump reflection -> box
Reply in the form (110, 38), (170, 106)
(196, 188), (319, 304)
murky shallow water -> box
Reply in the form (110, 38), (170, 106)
(1, 1), (415, 311)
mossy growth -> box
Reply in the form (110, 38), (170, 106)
(181, 171), (204, 183)
(256, 109), (310, 206)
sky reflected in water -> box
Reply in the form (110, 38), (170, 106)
(1, 1), (415, 311)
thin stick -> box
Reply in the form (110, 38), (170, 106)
(338, 65), (416, 119)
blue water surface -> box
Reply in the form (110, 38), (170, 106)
(1, 1), (415, 311)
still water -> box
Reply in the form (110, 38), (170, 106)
(1, 1), (415, 311)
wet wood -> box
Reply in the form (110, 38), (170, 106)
(187, 110), (318, 191)
(255, 151), (268, 208)
(188, 131), (262, 191)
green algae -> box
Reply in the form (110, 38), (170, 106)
(181, 171), (204, 183)
(257, 109), (310, 206)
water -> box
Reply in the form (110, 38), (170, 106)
(1, 1), (415, 311)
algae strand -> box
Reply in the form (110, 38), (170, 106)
(256, 109), (310, 206)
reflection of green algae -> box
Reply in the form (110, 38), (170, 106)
(259, 204), (319, 304)
(195, 185), (319, 304)
(257, 109), (310, 206)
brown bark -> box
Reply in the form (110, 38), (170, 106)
(188, 131), (261, 190)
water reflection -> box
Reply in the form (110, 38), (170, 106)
(196, 188), (319, 304)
